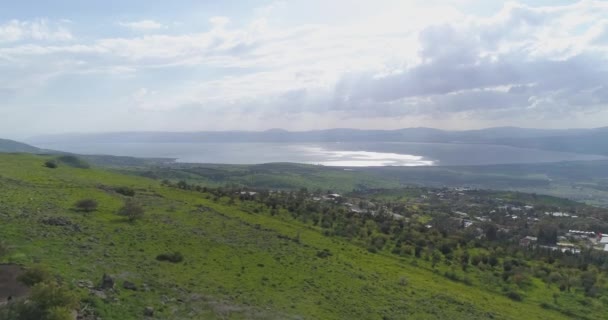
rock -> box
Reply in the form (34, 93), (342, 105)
(100, 274), (114, 290)
(76, 280), (94, 289)
(123, 281), (137, 291)
(90, 290), (107, 300)
(143, 306), (154, 317)
(40, 216), (72, 226)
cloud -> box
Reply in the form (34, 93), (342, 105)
(0, 19), (72, 43)
(118, 20), (166, 31)
(2, 1), (608, 136)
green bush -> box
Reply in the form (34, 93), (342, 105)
(117, 200), (145, 222)
(56, 155), (90, 169)
(506, 291), (523, 301)
(0, 241), (8, 257)
(44, 160), (58, 169)
(2, 281), (78, 320)
(316, 249), (333, 258)
(18, 265), (52, 286)
(114, 186), (135, 197)
(74, 199), (98, 212)
(156, 252), (184, 263)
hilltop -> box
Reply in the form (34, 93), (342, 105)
(27, 126), (608, 155)
(1, 153), (603, 319)
(0, 139), (40, 153)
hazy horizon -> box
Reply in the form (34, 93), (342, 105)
(17, 125), (605, 141)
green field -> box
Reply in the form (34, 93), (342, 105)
(0, 153), (604, 319)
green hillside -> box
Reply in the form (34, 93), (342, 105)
(0, 139), (40, 153)
(0, 154), (597, 319)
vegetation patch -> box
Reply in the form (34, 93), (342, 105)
(155, 252), (184, 263)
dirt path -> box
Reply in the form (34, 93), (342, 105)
(0, 264), (29, 305)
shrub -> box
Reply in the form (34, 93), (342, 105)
(117, 200), (145, 222)
(156, 252), (184, 263)
(74, 199), (98, 212)
(44, 160), (58, 169)
(316, 249), (332, 258)
(114, 186), (135, 197)
(0, 241), (8, 257)
(56, 155), (90, 169)
(506, 291), (523, 301)
(18, 266), (52, 286)
(46, 306), (74, 320)
(4, 281), (78, 320)
(29, 281), (78, 319)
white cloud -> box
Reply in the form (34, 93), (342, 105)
(0, 19), (72, 43)
(118, 20), (166, 31)
(2, 1), (608, 135)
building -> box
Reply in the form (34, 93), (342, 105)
(519, 236), (538, 247)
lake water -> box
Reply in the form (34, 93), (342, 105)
(34, 141), (607, 167)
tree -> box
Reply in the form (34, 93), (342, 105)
(537, 223), (558, 245)
(431, 250), (443, 268)
(74, 199), (98, 212)
(117, 200), (145, 222)
(580, 270), (597, 295)
(44, 160), (58, 169)
(483, 223), (498, 241)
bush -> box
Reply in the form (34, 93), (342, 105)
(29, 281), (78, 319)
(156, 252), (184, 263)
(44, 160), (58, 169)
(0, 241), (8, 257)
(18, 266), (52, 286)
(56, 155), (90, 169)
(3, 281), (78, 320)
(74, 199), (98, 212)
(506, 291), (523, 301)
(117, 200), (145, 222)
(316, 249), (333, 258)
(114, 186), (135, 197)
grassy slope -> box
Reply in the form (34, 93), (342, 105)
(0, 154), (572, 319)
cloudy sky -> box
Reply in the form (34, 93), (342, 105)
(1, 0), (608, 138)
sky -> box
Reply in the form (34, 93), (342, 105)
(1, 0), (608, 139)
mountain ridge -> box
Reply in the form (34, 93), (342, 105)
(25, 126), (608, 155)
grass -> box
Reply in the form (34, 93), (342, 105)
(0, 153), (591, 319)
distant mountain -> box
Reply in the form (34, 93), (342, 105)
(0, 138), (41, 153)
(27, 126), (608, 155)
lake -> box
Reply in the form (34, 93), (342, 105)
(33, 141), (607, 166)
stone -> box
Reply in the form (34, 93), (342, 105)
(100, 273), (114, 290)
(143, 306), (154, 317)
(123, 281), (137, 291)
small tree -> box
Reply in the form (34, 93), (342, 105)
(44, 160), (58, 169)
(74, 199), (98, 212)
(117, 200), (145, 222)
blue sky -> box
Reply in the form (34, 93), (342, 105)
(1, 0), (607, 138)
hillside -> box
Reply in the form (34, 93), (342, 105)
(0, 153), (593, 319)
(0, 139), (40, 153)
